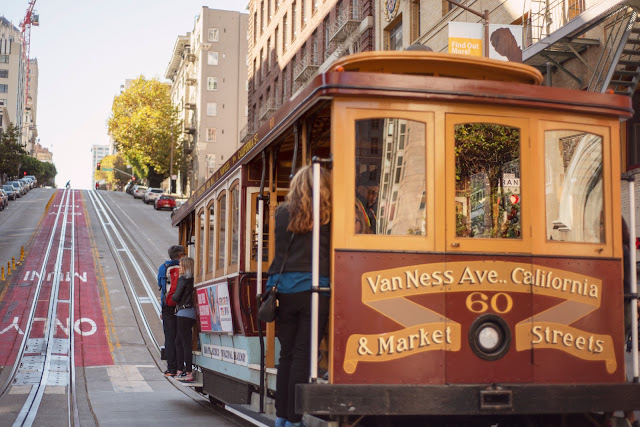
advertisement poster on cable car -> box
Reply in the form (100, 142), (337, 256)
(196, 283), (233, 333)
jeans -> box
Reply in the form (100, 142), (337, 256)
(176, 316), (195, 372)
(162, 305), (177, 372)
(275, 291), (330, 423)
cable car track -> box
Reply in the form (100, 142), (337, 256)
(86, 190), (162, 353)
(0, 188), (80, 426)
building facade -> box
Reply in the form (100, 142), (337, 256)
(24, 58), (38, 153)
(92, 145), (110, 170)
(245, 0), (376, 141)
(0, 16), (27, 139)
(166, 7), (249, 193)
(33, 142), (52, 163)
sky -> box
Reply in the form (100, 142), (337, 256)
(2, 0), (248, 189)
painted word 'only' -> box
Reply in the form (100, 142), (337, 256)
(23, 271), (87, 282)
(0, 316), (97, 336)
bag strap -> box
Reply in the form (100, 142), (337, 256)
(272, 233), (295, 292)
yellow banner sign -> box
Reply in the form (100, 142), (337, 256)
(343, 261), (615, 374)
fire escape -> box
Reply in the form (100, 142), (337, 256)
(523, 0), (640, 95)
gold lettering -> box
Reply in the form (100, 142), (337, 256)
(378, 336), (394, 355)
(432, 330), (443, 344)
(420, 272), (431, 286)
(459, 267), (476, 284)
(406, 270), (420, 288)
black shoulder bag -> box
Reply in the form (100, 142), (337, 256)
(258, 234), (294, 322)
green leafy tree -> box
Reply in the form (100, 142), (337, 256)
(108, 76), (183, 182)
(0, 123), (26, 179)
(40, 162), (57, 187)
(455, 124), (520, 237)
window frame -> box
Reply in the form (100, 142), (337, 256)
(331, 100), (435, 252)
(228, 181), (240, 273)
(215, 190), (228, 277)
(205, 199), (216, 279)
(533, 119), (614, 258)
(445, 113), (531, 253)
(196, 207), (206, 282)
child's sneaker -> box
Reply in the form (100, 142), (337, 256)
(178, 373), (194, 382)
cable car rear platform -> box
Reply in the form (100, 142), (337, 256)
(297, 383), (640, 415)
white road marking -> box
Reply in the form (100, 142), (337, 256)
(107, 365), (152, 392)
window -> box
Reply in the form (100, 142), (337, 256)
(455, 123), (521, 239)
(301, 0), (306, 27)
(388, 19), (403, 51)
(208, 51), (219, 65)
(207, 201), (215, 274)
(0, 70), (7, 78)
(217, 192), (227, 274)
(274, 78), (279, 106)
(283, 14), (288, 50)
(312, 31), (318, 63)
(207, 77), (218, 90)
(324, 17), (330, 52)
(206, 128), (217, 142)
(292, 1), (297, 41)
(207, 102), (217, 116)
(268, 0), (272, 23)
(197, 209), (205, 277)
(275, 26), (279, 58)
(0, 84), (7, 93)
(352, 0), (359, 19)
(208, 28), (219, 42)
(545, 130), (603, 243)
(313, 0), (319, 14)
(229, 184), (239, 268)
(355, 118), (426, 235)
(261, 0), (265, 33)
(254, 12), (258, 44)
(0, 55), (8, 64)
(267, 38), (271, 71)
(260, 48), (264, 82)
(283, 66), (288, 99)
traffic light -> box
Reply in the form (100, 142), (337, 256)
(96, 162), (101, 170)
(23, 171), (26, 176)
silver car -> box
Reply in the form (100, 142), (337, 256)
(132, 185), (148, 199)
(143, 188), (164, 204)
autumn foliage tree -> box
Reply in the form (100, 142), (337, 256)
(108, 76), (182, 185)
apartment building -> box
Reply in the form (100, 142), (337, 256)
(33, 142), (52, 163)
(24, 58), (38, 153)
(166, 7), (249, 193)
(92, 145), (110, 170)
(0, 16), (27, 139)
(245, 0), (376, 141)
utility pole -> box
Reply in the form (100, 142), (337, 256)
(169, 128), (176, 194)
(445, 0), (490, 58)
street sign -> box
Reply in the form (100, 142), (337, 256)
(101, 168), (113, 172)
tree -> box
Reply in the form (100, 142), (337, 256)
(455, 124), (520, 237)
(94, 153), (132, 190)
(0, 123), (26, 179)
(108, 76), (183, 182)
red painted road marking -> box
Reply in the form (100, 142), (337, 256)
(0, 190), (113, 367)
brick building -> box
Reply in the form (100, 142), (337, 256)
(245, 0), (375, 143)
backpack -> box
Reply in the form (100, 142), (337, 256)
(165, 264), (180, 306)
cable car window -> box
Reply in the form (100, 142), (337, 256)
(229, 185), (239, 266)
(544, 130), (604, 243)
(355, 118), (426, 236)
(455, 123), (521, 239)
(198, 209), (205, 277)
(207, 201), (215, 274)
(217, 193), (227, 273)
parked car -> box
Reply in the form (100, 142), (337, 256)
(0, 189), (7, 210)
(143, 188), (164, 204)
(20, 178), (33, 190)
(25, 175), (37, 187)
(6, 181), (24, 196)
(124, 181), (135, 194)
(3, 185), (17, 200)
(132, 185), (148, 199)
(154, 195), (176, 211)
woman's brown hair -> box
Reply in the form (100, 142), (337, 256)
(286, 165), (331, 233)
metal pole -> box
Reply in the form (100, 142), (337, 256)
(310, 163), (320, 382)
(629, 178), (639, 382)
(170, 128), (175, 193)
(483, 10), (490, 58)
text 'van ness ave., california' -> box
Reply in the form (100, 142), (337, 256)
(362, 261), (601, 302)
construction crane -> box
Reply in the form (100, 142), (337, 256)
(19, 0), (39, 106)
